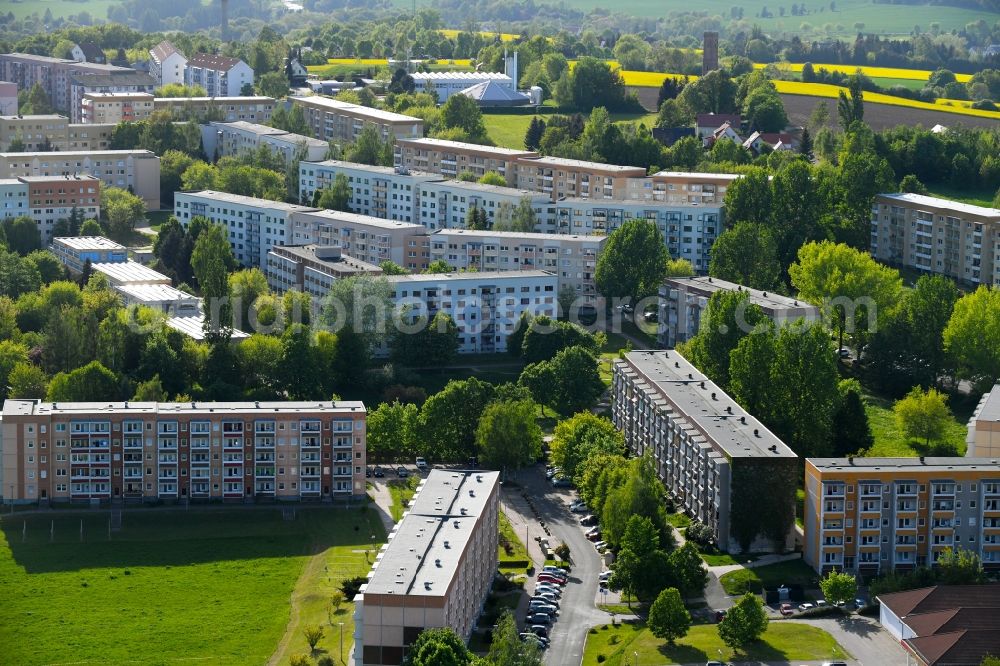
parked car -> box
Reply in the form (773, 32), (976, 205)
(580, 515), (598, 526)
(529, 625), (548, 638)
(815, 599), (827, 606)
(571, 503), (589, 513)
(526, 612), (553, 625)
(415, 457), (428, 471)
(585, 526), (601, 537)
(542, 565), (567, 576)
(365, 467), (372, 478)
(520, 633), (548, 649)
(536, 574), (565, 585)
(551, 476), (572, 488)
(545, 467), (561, 479)
(531, 593), (559, 607)
(593, 540), (608, 551)
(373, 466), (385, 478)
(714, 610), (727, 623)
(534, 584), (562, 597)
(837, 347), (851, 358)
(396, 466), (409, 478)
(798, 603), (815, 612)
(822, 662), (848, 666)
(779, 603), (794, 616)
(528, 602), (558, 615)
(643, 311), (658, 322)
(853, 597), (867, 609)
(598, 571), (613, 583)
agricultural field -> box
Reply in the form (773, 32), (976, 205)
(306, 58), (475, 76)
(756, 62), (973, 82)
(482, 109), (658, 149)
(438, 29), (520, 42)
(1, 0), (119, 20)
(0, 507), (384, 666)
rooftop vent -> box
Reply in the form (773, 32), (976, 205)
(919, 456), (925, 463)
(762, 291), (768, 296)
(711, 392), (717, 400)
(725, 406), (732, 414)
(435, 559), (441, 567)
(753, 428), (759, 437)
(739, 416), (746, 424)
(444, 540), (450, 549)
(848, 456), (854, 465)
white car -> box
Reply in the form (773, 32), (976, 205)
(415, 457), (428, 470)
(542, 565), (567, 576)
(528, 601), (559, 616)
(594, 540), (608, 551)
(532, 592), (559, 606)
(598, 570), (613, 582)
(798, 602), (815, 612)
(535, 583), (562, 595)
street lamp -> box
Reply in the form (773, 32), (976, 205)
(633, 650), (638, 666)
(339, 621), (345, 664)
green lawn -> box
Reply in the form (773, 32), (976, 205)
(863, 390), (968, 457)
(499, 511), (531, 568)
(583, 620), (850, 666)
(0, 507), (385, 666)
(700, 551), (760, 567)
(869, 76), (927, 91)
(666, 512), (691, 529)
(4, 0), (119, 20)
(926, 185), (997, 209)
(483, 110), (659, 150)
(719, 559), (819, 595)
(147, 209), (173, 232)
(387, 475), (421, 521)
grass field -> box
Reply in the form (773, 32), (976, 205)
(482, 109), (658, 149)
(869, 77), (927, 91)
(2, 0), (118, 20)
(583, 620), (849, 665)
(0, 507), (385, 666)
(926, 185), (997, 208)
(498, 511), (531, 568)
(862, 389), (969, 457)
(387, 475), (421, 521)
(718, 559), (820, 596)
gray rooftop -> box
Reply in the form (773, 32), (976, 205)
(70, 72), (157, 87)
(294, 208), (425, 231)
(652, 171), (743, 181)
(662, 276), (819, 314)
(386, 270), (556, 284)
(878, 193), (1000, 219)
(431, 228), (606, 243)
(974, 386), (1000, 423)
(396, 136), (536, 156)
(52, 236), (125, 251)
(178, 190), (318, 213)
(1, 399), (364, 417)
(520, 156), (646, 173)
(302, 159), (440, 180)
(270, 244), (382, 272)
(363, 470), (499, 597)
(808, 457), (1000, 472)
(619, 350), (797, 460)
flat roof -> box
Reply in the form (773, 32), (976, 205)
(878, 193), (1000, 219)
(19, 174), (100, 183)
(302, 159), (440, 179)
(557, 196), (723, 208)
(396, 137), (536, 157)
(422, 179), (538, 197)
(386, 270), (556, 284)
(83, 91), (154, 99)
(807, 457), (1000, 472)
(270, 244), (382, 271)
(410, 71), (511, 81)
(92, 260), (170, 284)
(70, 72), (157, 87)
(0, 114), (67, 121)
(973, 385), (1000, 423)
(290, 95), (421, 123)
(164, 315), (251, 341)
(295, 208), (425, 230)
(177, 190), (319, 213)
(363, 470), (499, 597)
(52, 236), (125, 251)
(520, 156), (646, 173)
(213, 120), (287, 136)
(153, 96), (275, 104)
(651, 171), (742, 181)
(619, 350), (797, 459)
(114, 283), (198, 303)
(0, 149), (156, 158)
(1, 398), (364, 417)
(430, 228), (606, 242)
(662, 276), (818, 313)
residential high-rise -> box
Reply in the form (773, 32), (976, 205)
(353, 470), (499, 666)
(0, 400), (367, 503)
(184, 54), (254, 98)
(290, 95), (423, 143)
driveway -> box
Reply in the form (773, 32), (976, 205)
(786, 615), (909, 666)
(512, 465), (610, 666)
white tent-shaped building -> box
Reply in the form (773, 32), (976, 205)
(457, 79), (531, 107)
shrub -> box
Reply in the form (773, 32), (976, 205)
(554, 543), (571, 561)
(685, 521), (715, 549)
(597, 655), (606, 663)
(303, 625), (324, 650)
(340, 575), (367, 599)
(289, 655), (313, 666)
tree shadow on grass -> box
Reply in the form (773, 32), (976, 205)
(743, 638), (791, 662)
(657, 643), (710, 664)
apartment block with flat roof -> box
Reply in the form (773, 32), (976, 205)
(640, 171), (742, 205)
(394, 137), (537, 182)
(417, 179), (549, 231)
(428, 228), (605, 307)
(353, 470), (499, 666)
(0, 115), (115, 151)
(266, 244), (383, 296)
(804, 457), (1000, 575)
(384, 270), (558, 354)
(0, 149), (159, 209)
(0, 399), (367, 504)
(81, 92), (155, 124)
(23, 175), (101, 242)
(967, 385), (1000, 458)
(871, 193), (1000, 286)
(173, 190), (318, 268)
(290, 209), (430, 271)
(291, 95), (423, 143)
(612, 350), (799, 553)
(202, 121), (328, 167)
(0, 53), (134, 115)
(68, 72), (156, 123)
(513, 156), (647, 201)
(152, 96), (276, 123)
(657, 276), (820, 347)
(298, 160), (440, 222)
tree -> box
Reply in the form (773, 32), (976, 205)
(21, 83), (52, 115)
(602, 456), (673, 551)
(668, 541), (709, 598)
(320, 275), (393, 351)
(899, 174), (929, 194)
(46, 361), (119, 401)
(133, 375), (168, 401)
(403, 628), (474, 666)
(419, 378), (496, 462)
(8, 362), (47, 399)
(545, 345), (605, 416)
(391, 310), (459, 368)
(343, 125), (394, 167)
(303, 625), (324, 651)
(257, 71), (289, 99)
(595, 219), (668, 304)
(478, 171), (506, 187)
(229, 268), (270, 330)
(718, 593), (768, 650)
(79, 219), (103, 237)
(379, 261), (407, 275)
(26, 251), (63, 284)
(832, 379), (874, 456)
(647, 588), (691, 644)
(279, 324), (323, 399)
(155, 83), (208, 97)
(936, 547), (984, 585)
(524, 116), (545, 150)
(558, 57), (634, 112)
(685, 290), (766, 388)
(368, 400), (419, 462)
(191, 224), (235, 342)
(316, 173), (352, 212)
(476, 399), (541, 474)
(550, 412), (624, 480)
(423, 259), (455, 274)
(944, 286), (1000, 391)
(439, 94), (489, 143)
(721, 167), (772, 229)
(1, 216), (41, 255)
(799, 127), (813, 158)
(837, 74), (864, 130)
(893, 387), (953, 449)
(743, 86), (788, 132)
(678, 69), (738, 115)
(708, 223), (782, 291)
(789, 241), (902, 351)
(465, 205), (489, 230)
(485, 611), (543, 666)
(665, 258), (695, 277)
(819, 569), (857, 606)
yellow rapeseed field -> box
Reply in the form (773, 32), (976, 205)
(617, 70), (696, 87)
(438, 29), (520, 42)
(754, 62), (972, 83)
(772, 79), (1000, 119)
(306, 58), (475, 72)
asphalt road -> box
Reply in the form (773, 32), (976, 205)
(515, 465), (608, 666)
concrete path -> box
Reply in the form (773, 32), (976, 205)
(702, 552), (805, 611)
(366, 478), (397, 534)
(785, 615), (909, 666)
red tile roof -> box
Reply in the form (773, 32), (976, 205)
(187, 53), (243, 72)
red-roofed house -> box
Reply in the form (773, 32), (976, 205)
(184, 53), (253, 97)
(743, 131), (798, 153)
(695, 113), (742, 138)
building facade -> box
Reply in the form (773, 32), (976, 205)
(0, 115), (116, 152)
(0, 80), (16, 115)
(0, 53), (135, 115)
(50, 236), (127, 272)
(202, 121), (328, 166)
(0, 175), (100, 242)
(290, 96), (423, 143)
(394, 138), (536, 183)
(804, 457), (1000, 574)
(299, 160), (441, 222)
(871, 193), (1000, 287)
(418, 179), (549, 231)
(265, 244), (383, 296)
(0, 399), (367, 503)
(152, 96), (276, 123)
(80, 92), (155, 124)
(513, 156), (647, 202)
(0, 149), (159, 209)
(174, 190), (317, 268)
(612, 350), (799, 553)
(149, 41), (187, 88)
(968, 386), (1000, 458)
(68, 72), (157, 123)
(290, 209), (430, 271)
(184, 54), (253, 98)
(658, 276), (820, 347)
(409, 71), (514, 102)
(353, 470), (499, 666)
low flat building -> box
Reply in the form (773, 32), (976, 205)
(658, 276), (820, 347)
(804, 458), (1000, 575)
(290, 209), (430, 271)
(50, 236), (127, 272)
(871, 193), (1000, 287)
(612, 350), (799, 553)
(291, 95), (423, 143)
(80, 92), (155, 124)
(877, 584), (1000, 666)
(266, 244), (383, 296)
(113, 283), (201, 316)
(968, 386), (1000, 458)
(164, 314), (251, 341)
(353, 470), (499, 666)
(394, 137), (536, 183)
(409, 71), (514, 102)
(152, 96), (276, 123)
(92, 260), (172, 286)
(0, 399), (366, 503)
(202, 120), (328, 165)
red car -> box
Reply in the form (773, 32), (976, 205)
(779, 603), (794, 616)
(536, 575), (565, 586)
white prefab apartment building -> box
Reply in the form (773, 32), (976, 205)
(149, 41), (187, 87)
(201, 121), (328, 166)
(184, 54), (254, 98)
(658, 276), (821, 347)
(152, 96), (276, 123)
(383, 270), (558, 354)
(354, 470), (499, 666)
(870, 193), (1000, 287)
(612, 350), (799, 553)
(290, 96), (423, 143)
(429, 229), (605, 307)
(299, 160), (440, 221)
(173, 190), (318, 268)
(290, 209), (430, 271)
(394, 137), (536, 182)
(418, 179), (549, 231)
(0, 399), (367, 504)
